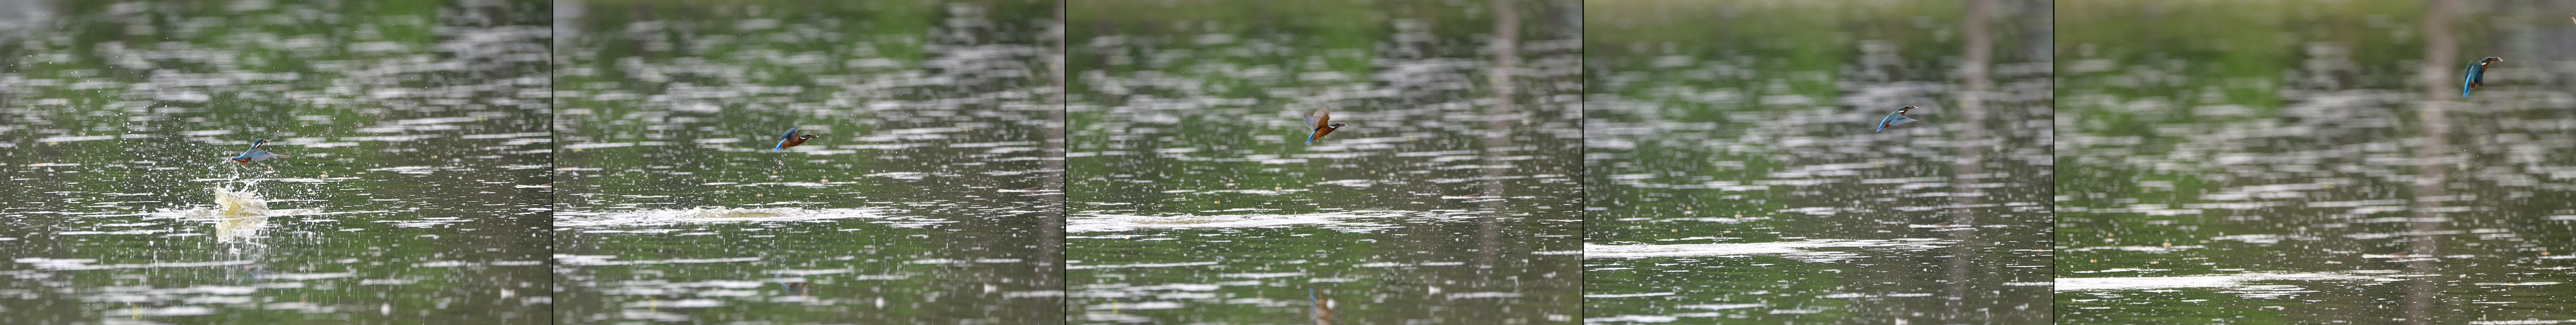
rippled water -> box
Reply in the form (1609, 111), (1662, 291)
(2057, 1), (2576, 324)
(1065, 1), (1584, 323)
(0, 0), (554, 323)
(547, 1), (1062, 323)
(1583, 1), (2056, 323)
(16, 0), (2571, 324)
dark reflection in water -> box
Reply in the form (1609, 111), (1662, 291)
(2057, 1), (2576, 324)
(1066, 0), (1583, 323)
(548, 0), (1060, 323)
(0, 0), (553, 323)
(1583, 0), (2054, 323)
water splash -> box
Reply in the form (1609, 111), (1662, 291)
(207, 185), (270, 216)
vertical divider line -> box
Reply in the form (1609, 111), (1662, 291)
(545, 2), (564, 324)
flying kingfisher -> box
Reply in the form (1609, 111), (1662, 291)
(1876, 105), (1921, 133)
(775, 274), (810, 296)
(228, 138), (287, 165)
(772, 127), (819, 151)
(2464, 57), (2501, 98)
(1310, 289), (1336, 324)
(1305, 107), (1348, 144)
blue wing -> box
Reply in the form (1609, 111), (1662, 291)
(774, 138), (789, 151)
(1877, 114), (1919, 133)
(2462, 64), (2480, 98)
(1303, 107), (1329, 144)
(235, 148), (285, 161)
(779, 127), (800, 139)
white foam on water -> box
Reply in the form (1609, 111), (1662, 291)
(141, 185), (327, 246)
(162, 185), (325, 219)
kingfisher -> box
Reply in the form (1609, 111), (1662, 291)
(772, 127), (819, 151)
(775, 274), (810, 296)
(2464, 57), (2501, 98)
(228, 138), (287, 165)
(1305, 107), (1348, 144)
(1309, 289), (1335, 324)
(1876, 105), (1921, 132)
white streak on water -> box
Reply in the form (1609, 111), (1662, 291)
(2054, 271), (2408, 291)
(1583, 239), (1949, 261)
(1070, 211), (1458, 233)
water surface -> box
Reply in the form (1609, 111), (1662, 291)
(1067, 1), (1585, 323)
(548, 1), (1063, 323)
(0, 1), (554, 323)
(1584, 1), (2056, 323)
(2057, 1), (2576, 323)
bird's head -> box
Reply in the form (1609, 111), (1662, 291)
(1897, 105), (1919, 114)
(252, 138), (268, 148)
(798, 134), (819, 140)
(2482, 57), (2504, 64)
(1325, 123), (1348, 129)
